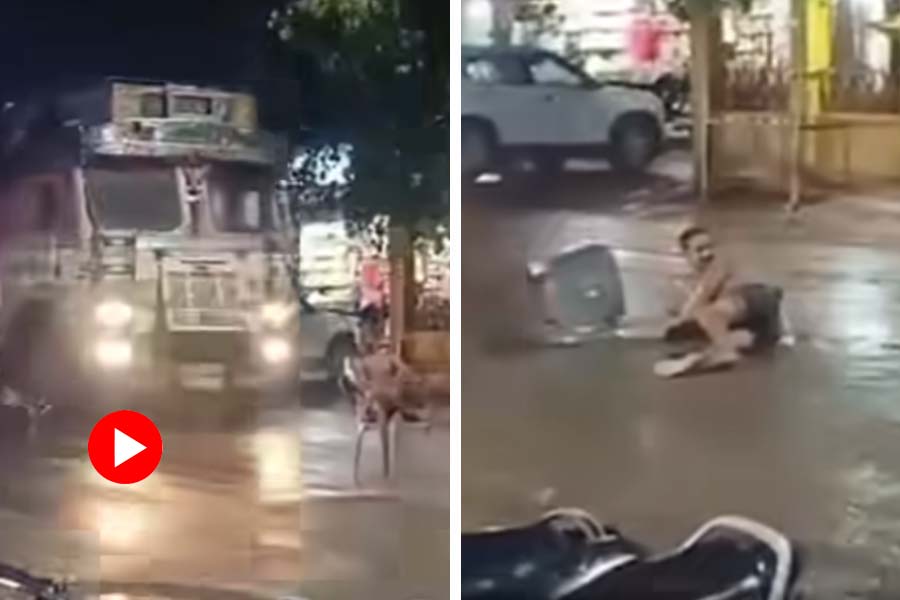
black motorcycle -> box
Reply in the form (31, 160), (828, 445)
(463, 508), (800, 600)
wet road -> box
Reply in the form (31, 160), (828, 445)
(462, 159), (900, 597)
(0, 385), (448, 600)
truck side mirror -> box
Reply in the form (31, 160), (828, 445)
(299, 294), (317, 314)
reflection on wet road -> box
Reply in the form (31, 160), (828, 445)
(0, 386), (448, 600)
(463, 169), (900, 597)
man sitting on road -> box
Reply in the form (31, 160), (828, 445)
(660, 226), (782, 374)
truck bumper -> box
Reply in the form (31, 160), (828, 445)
(78, 329), (300, 394)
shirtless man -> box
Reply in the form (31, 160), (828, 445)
(662, 226), (781, 372)
(356, 340), (412, 417)
(348, 338), (452, 480)
(343, 339), (409, 480)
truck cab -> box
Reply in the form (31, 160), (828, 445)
(0, 79), (295, 399)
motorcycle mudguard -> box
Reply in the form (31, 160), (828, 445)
(462, 510), (644, 600)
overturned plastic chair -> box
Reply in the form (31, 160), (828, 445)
(527, 244), (625, 343)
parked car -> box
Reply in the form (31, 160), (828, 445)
(295, 217), (360, 382)
(462, 46), (666, 178)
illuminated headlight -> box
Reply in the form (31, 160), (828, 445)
(95, 300), (133, 328)
(261, 337), (291, 364)
(526, 261), (548, 280)
(260, 302), (292, 327)
(99, 124), (119, 144)
(94, 339), (133, 369)
(306, 290), (326, 305)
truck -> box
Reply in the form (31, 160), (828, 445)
(0, 79), (297, 400)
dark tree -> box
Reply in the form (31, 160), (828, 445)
(270, 0), (448, 340)
(664, 0), (753, 21)
(271, 0), (449, 242)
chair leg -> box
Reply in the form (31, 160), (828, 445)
(379, 410), (391, 478)
(353, 422), (368, 486)
(389, 412), (400, 475)
(424, 401), (434, 435)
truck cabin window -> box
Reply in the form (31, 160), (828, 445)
(208, 167), (271, 233)
(85, 164), (182, 231)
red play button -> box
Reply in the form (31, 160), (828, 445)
(88, 410), (163, 484)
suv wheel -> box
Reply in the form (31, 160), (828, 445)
(610, 114), (660, 174)
(462, 120), (496, 180)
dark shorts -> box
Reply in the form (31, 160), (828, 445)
(665, 284), (783, 347)
(359, 304), (386, 323)
(735, 283), (783, 344)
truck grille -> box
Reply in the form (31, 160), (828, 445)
(167, 271), (245, 329)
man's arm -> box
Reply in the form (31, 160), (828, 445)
(392, 354), (415, 380)
(355, 356), (373, 387)
(677, 259), (731, 321)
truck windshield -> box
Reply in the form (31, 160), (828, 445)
(85, 164), (182, 231)
(208, 166), (272, 232)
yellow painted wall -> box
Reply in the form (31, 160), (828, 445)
(712, 112), (900, 189)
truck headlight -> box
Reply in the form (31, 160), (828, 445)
(95, 338), (133, 369)
(261, 336), (291, 364)
(95, 300), (133, 328)
(260, 302), (292, 327)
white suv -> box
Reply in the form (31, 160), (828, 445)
(462, 46), (666, 177)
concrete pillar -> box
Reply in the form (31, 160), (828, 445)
(688, 6), (722, 200)
(388, 225), (411, 355)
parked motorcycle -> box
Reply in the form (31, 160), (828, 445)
(0, 562), (67, 600)
(463, 508), (800, 600)
(0, 385), (51, 440)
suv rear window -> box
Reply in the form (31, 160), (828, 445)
(464, 55), (528, 86)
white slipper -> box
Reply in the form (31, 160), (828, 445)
(654, 352), (706, 378)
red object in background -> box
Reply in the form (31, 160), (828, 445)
(360, 257), (387, 309)
(88, 410), (163, 484)
(629, 15), (663, 64)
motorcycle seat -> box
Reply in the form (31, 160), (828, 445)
(462, 510), (643, 600)
(562, 516), (794, 600)
(464, 513), (795, 600)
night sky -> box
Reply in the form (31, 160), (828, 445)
(1, 0), (296, 126)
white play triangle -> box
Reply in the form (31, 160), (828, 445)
(114, 428), (147, 467)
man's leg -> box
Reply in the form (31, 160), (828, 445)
(691, 297), (747, 363)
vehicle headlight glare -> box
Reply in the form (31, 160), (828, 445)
(261, 302), (292, 327)
(95, 339), (133, 369)
(261, 337), (291, 364)
(95, 300), (133, 328)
